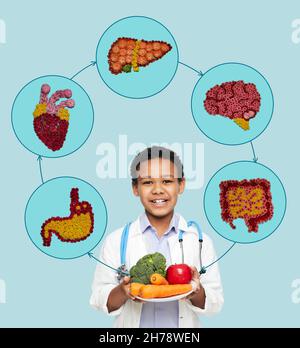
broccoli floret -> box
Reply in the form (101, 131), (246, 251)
(129, 252), (166, 284)
(122, 64), (132, 73)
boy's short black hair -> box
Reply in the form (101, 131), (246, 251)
(130, 146), (184, 185)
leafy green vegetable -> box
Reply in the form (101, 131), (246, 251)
(122, 64), (132, 73)
(129, 252), (167, 284)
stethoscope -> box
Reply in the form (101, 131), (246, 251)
(116, 220), (206, 281)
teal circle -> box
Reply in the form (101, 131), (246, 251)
(24, 177), (108, 259)
(191, 63), (274, 145)
(204, 161), (286, 244)
(95, 16), (179, 99)
(11, 75), (94, 158)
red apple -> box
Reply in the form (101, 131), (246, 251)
(166, 264), (192, 284)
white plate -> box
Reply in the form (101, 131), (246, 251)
(135, 289), (194, 303)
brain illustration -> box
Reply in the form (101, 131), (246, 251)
(219, 178), (273, 232)
(204, 80), (261, 130)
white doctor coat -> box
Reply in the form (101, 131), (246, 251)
(90, 214), (224, 328)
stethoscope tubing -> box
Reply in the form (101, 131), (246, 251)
(118, 220), (205, 278)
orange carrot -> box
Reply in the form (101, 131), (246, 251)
(130, 283), (144, 297)
(139, 284), (192, 299)
(150, 273), (169, 285)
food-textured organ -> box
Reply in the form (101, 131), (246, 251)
(204, 80), (261, 130)
(219, 178), (273, 232)
(33, 84), (75, 151)
(108, 37), (172, 75)
(41, 188), (94, 247)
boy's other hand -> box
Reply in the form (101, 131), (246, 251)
(120, 276), (133, 299)
(184, 266), (201, 300)
(120, 276), (145, 303)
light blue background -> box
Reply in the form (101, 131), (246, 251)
(96, 16), (178, 98)
(11, 75), (94, 158)
(204, 161), (286, 244)
(191, 63), (274, 145)
(25, 177), (107, 259)
(0, 0), (299, 328)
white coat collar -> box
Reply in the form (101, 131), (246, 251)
(130, 213), (192, 237)
(127, 214), (198, 266)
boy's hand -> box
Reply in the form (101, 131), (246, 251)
(184, 266), (202, 300)
(120, 276), (134, 299)
(120, 276), (145, 303)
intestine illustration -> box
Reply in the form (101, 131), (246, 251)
(219, 178), (274, 232)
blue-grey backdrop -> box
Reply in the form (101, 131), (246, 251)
(0, 0), (298, 327)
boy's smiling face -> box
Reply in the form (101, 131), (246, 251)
(132, 157), (185, 219)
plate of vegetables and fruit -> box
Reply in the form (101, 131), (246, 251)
(129, 253), (194, 302)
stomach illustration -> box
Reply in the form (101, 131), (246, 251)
(41, 188), (94, 247)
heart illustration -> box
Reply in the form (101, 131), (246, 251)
(34, 113), (69, 151)
(32, 84), (75, 152)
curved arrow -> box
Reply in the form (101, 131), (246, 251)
(250, 141), (258, 162)
(202, 242), (236, 273)
(71, 61), (96, 80)
(88, 252), (130, 276)
(179, 61), (203, 76)
(37, 155), (44, 184)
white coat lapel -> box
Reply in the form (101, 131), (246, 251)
(168, 234), (182, 265)
(168, 215), (199, 266)
(168, 214), (189, 265)
(127, 219), (147, 269)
